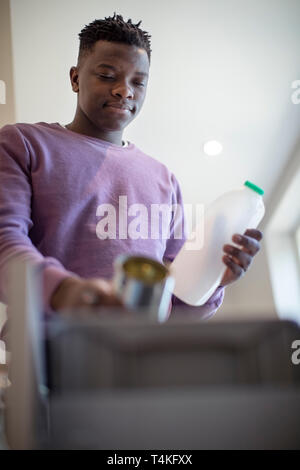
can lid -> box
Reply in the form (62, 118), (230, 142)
(244, 180), (264, 195)
(123, 256), (168, 284)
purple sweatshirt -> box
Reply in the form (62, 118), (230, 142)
(0, 122), (224, 318)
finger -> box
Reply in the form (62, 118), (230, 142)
(80, 289), (99, 305)
(88, 278), (114, 294)
(80, 290), (123, 307)
(98, 294), (123, 307)
(93, 289), (123, 307)
(223, 255), (245, 279)
(81, 280), (123, 307)
(223, 245), (252, 271)
(232, 234), (260, 256)
(244, 229), (263, 241)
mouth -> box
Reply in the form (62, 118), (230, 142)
(104, 102), (134, 115)
(104, 105), (131, 115)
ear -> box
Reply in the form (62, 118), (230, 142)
(69, 66), (79, 93)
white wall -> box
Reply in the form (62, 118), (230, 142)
(0, 0), (15, 126)
(264, 142), (300, 324)
(0, 0), (15, 340)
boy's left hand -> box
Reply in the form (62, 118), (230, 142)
(220, 229), (263, 288)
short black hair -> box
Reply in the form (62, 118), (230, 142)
(77, 12), (152, 66)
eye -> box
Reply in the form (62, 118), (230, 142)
(97, 75), (145, 87)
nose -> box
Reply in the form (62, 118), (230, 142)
(111, 81), (134, 100)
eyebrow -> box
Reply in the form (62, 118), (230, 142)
(96, 63), (148, 77)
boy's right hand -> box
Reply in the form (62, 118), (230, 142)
(50, 276), (123, 312)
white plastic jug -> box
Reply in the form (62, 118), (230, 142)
(171, 181), (265, 306)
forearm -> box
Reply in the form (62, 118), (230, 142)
(0, 239), (79, 316)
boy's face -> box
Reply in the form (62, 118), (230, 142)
(70, 40), (150, 137)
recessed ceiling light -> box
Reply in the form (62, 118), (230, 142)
(203, 140), (223, 156)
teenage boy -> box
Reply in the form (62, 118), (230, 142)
(0, 13), (262, 319)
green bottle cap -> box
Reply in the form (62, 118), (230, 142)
(244, 180), (264, 195)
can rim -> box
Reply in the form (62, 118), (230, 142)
(115, 255), (170, 285)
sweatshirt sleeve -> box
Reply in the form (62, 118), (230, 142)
(163, 173), (225, 319)
(0, 124), (79, 316)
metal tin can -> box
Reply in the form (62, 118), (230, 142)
(113, 255), (174, 323)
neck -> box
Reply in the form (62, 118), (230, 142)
(66, 110), (124, 146)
